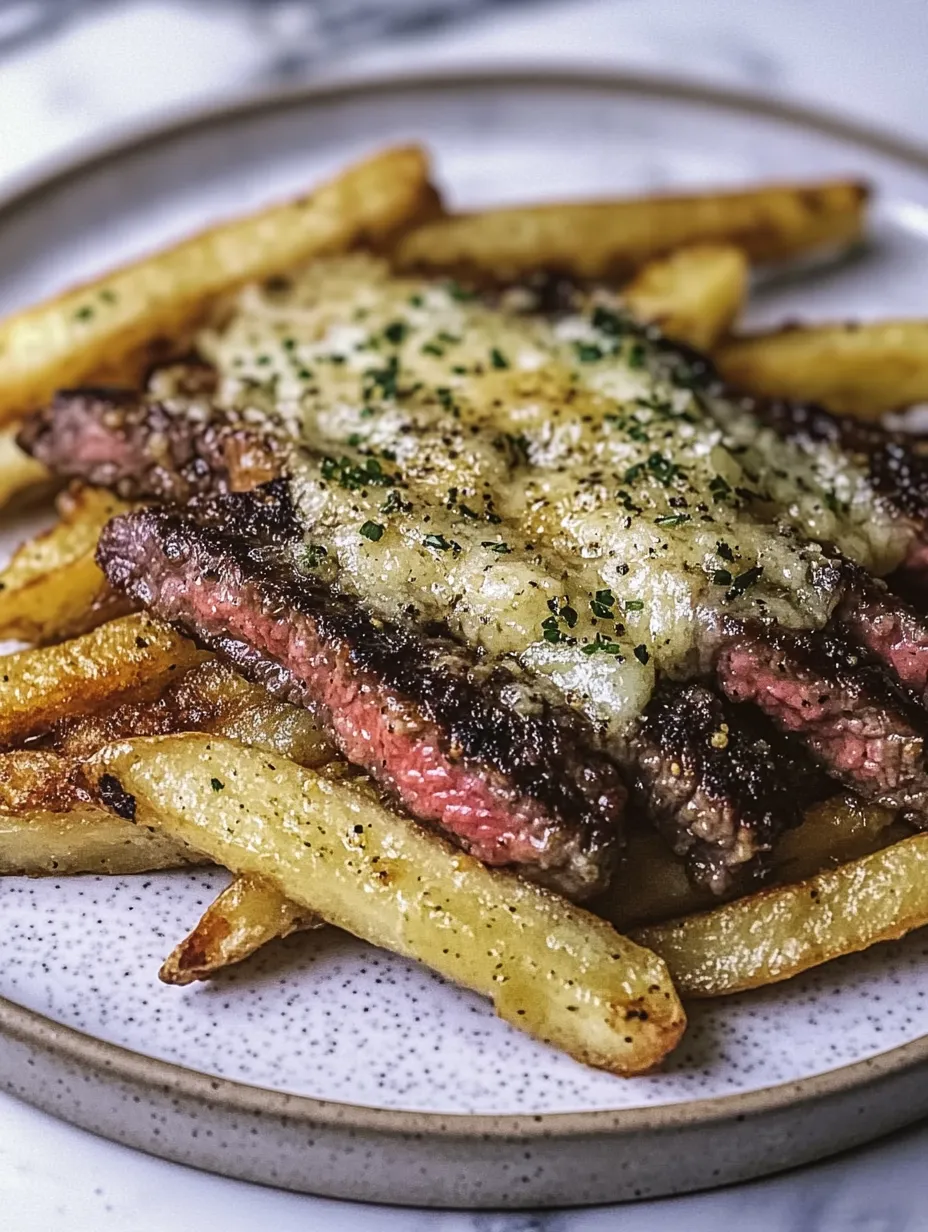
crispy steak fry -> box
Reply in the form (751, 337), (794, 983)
(160, 874), (321, 985)
(393, 179), (868, 282)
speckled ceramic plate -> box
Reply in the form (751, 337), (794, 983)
(5, 69), (928, 1209)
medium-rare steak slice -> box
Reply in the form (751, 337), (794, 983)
(629, 680), (824, 896)
(716, 625), (928, 820)
(96, 485), (627, 900)
(832, 566), (928, 705)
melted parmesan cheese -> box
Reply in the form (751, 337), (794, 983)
(195, 255), (913, 738)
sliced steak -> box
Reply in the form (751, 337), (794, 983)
(95, 486), (627, 900)
(833, 566), (928, 705)
(716, 625), (928, 820)
(17, 385), (283, 504)
(629, 680), (821, 896)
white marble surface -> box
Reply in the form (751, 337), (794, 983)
(3, 1), (928, 1227)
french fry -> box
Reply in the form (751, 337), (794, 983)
(604, 795), (900, 929)
(0, 427), (51, 511)
(393, 179), (868, 283)
(0, 661), (333, 877)
(715, 320), (928, 418)
(0, 805), (194, 876)
(633, 831), (928, 998)
(160, 873), (321, 985)
(89, 734), (685, 1075)
(0, 146), (440, 426)
(0, 486), (132, 643)
(0, 613), (205, 747)
(623, 245), (748, 350)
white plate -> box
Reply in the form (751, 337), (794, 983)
(4, 69), (928, 1208)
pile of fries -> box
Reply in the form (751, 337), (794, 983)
(3, 144), (928, 1076)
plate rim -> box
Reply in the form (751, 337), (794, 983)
(4, 63), (928, 1138)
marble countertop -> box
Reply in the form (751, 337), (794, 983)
(3, 2), (928, 1228)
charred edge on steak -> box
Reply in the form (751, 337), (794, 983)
(629, 680), (825, 896)
(715, 624), (928, 821)
(16, 386), (284, 504)
(94, 485), (627, 900)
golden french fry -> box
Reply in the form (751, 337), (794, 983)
(160, 873), (321, 985)
(623, 245), (748, 350)
(0, 660), (334, 876)
(89, 734), (685, 1075)
(715, 320), (928, 418)
(0, 486), (132, 643)
(0, 805), (194, 875)
(0, 613), (205, 747)
(393, 179), (868, 283)
(604, 795), (900, 930)
(0, 747), (194, 874)
(0, 427), (51, 511)
(633, 830), (928, 998)
(0, 146), (440, 425)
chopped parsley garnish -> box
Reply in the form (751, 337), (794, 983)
(716, 540), (735, 562)
(647, 452), (682, 485)
(591, 306), (626, 337)
(423, 533), (452, 551)
(590, 588), (615, 620)
(540, 616), (568, 644)
(709, 475), (732, 500)
(624, 599), (644, 612)
(446, 280), (475, 302)
(74, 305), (94, 322)
(481, 541), (511, 554)
(210, 778), (225, 792)
(654, 513), (690, 528)
(574, 341), (603, 363)
(712, 568), (733, 586)
(408, 293), (424, 307)
(360, 521), (384, 542)
(627, 342), (647, 369)
(490, 347), (510, 370)
(628, 424), (649, 443)
(303, 544), (328, 569)
(726, 565), (763, 600)
(633, 644), (650, 665)
(380, 489), (410, 515)
(383, 320), (408, 345)
(421, 341), (445, 357)
(319, 455), (396, 491)
(582, 633), (624, 657)
(363, 354), (400, 401)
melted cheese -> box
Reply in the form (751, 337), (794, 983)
(195, 255), (912, 738)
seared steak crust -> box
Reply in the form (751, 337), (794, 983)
(95, 486), (627, 899)
(630, 681), (820, 896)
(716, 625), (928, 820)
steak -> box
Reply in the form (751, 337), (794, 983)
(23, 255), (928, 898)
(629, 681), (824, 896)
(95, 484), (627, 900)
(716, 625), (928, 819)
(18, 383), (282, 504)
